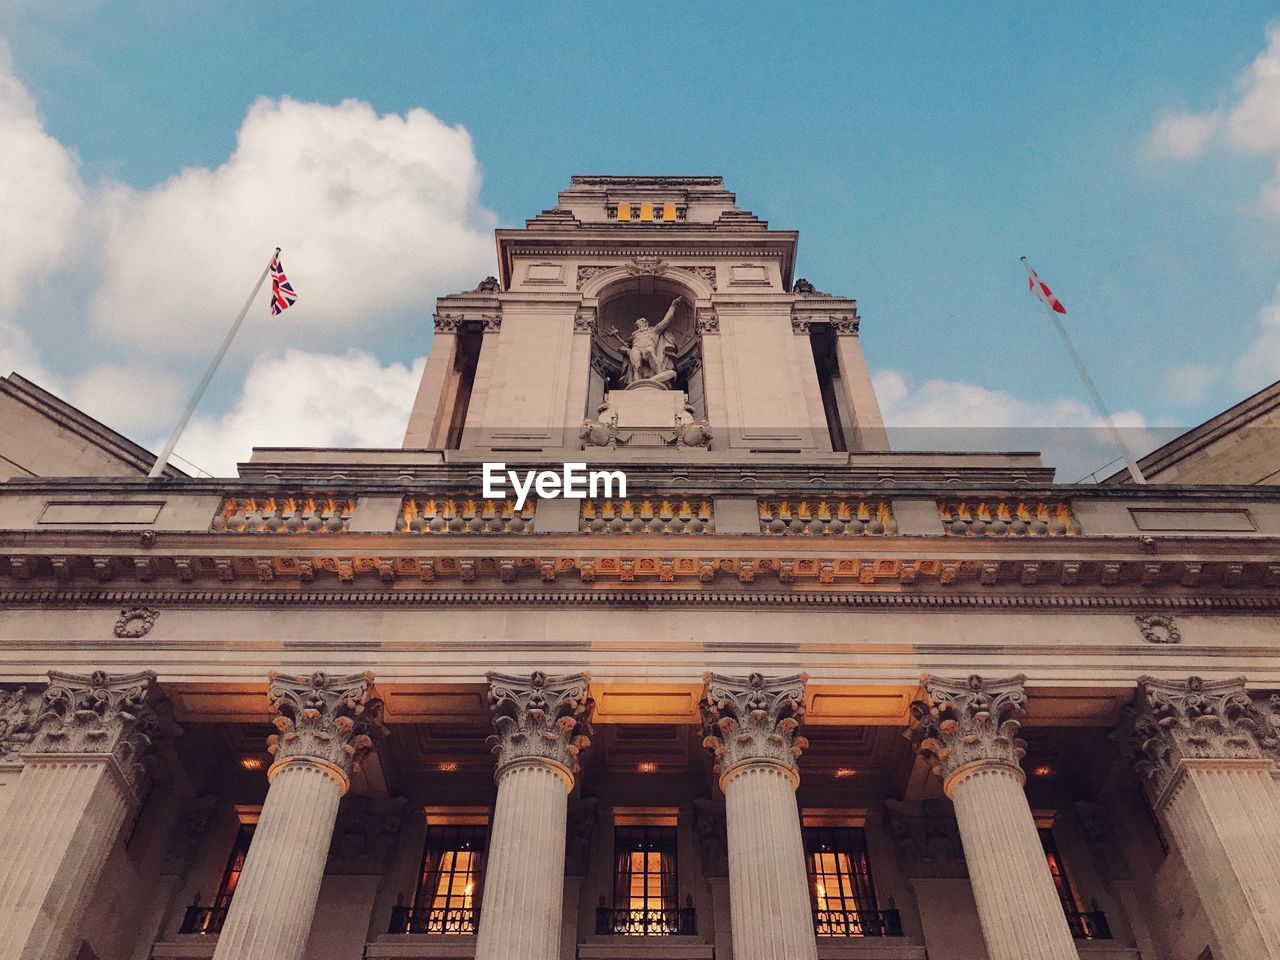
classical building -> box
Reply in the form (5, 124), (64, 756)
(1, 175), (1279, 960)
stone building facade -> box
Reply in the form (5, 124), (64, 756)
(1, 175), (1278, 960)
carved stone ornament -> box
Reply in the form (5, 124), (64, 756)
(0, 686), (34, 761)
(700, 672), (809, 782)
(485, 671), (594, 780)
(565, 797), (599, 876)
(576, 265), (615, 290)
(30, 670), (177, 797)
(434, 313), (462, 333)
(907, 674), (1028, 787)
(625, 256), (668, 276)
(792, 278), (831, 296)
(114, 606), (159, 639)
(1073, 800), (1131, 880)
(327, 796), (407, 875)
(265, 671), (382, 784)
(1135, 614), (1180, 645)
(163, 794), (218, 873)
(574, 308), (597, 334)
(680, 265), (718, 290)
(474, 276), (500, 292)
(1118, 675), (1274, 802)
(696, 309), (719, 334)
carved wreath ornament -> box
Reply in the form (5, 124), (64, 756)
(114, 606), (159, 639)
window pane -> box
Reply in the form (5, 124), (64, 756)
(803, 826), (880, 937)
(413, 824), (488, 934)
(611, 826), (679, 935)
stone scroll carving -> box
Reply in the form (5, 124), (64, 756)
(1118, 675), (1275, 801)
(907, 674), (1028, 784)
(485, 671), (594, 779)
(0, 686), (35, 761)
(265, 671), (382, 783)
(30, 670), (178, 797)
(700, 672), (809, 780)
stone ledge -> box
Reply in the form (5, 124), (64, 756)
(814, 942), (928, 960)
(579, 935), (713, 958)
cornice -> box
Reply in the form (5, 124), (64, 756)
(2, 587), (1279, 612)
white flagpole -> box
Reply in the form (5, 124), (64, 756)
(1021, 257), (1147, 485)
(148, 247), (280, 478)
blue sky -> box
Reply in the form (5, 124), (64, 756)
(3, 2), (1280, 476)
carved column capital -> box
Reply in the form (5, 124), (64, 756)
(485, 671), (594, 786)
(907, 673), (1028, 790)
(0, 686), (36, 761)
(1118, 675), (1273, 804)
(700, 672), (809, 786)
(26, 670), (178, 798)
(266, 671), (382, 791)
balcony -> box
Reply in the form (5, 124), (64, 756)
(1065, 908), (1112, 940)
(178, 903), (228, 935)
(813, 908), (903, 938)
(388, 905), (479, 936)
(595, 905), (697, 937)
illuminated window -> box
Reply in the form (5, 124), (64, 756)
(610, 826), (679, 935)
(180, 822), (255, 934)
(1039, 827), (1111, 940)
(409, 825), (487, 934)
(805, 826), (896, 937)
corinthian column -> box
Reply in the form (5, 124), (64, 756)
(212, 672), (380, 960)
(1120, 676), (1280, 960)
(0, 671), (177, 960)
(701, 672), (817, 960)
(475, 671), (593, 960)
(908, 674), (1077, 960)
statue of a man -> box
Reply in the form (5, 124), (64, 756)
(606, 297), (683, 387)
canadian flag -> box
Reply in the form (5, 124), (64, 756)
(1023, 259), (1066, 315)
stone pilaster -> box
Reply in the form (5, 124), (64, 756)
(908, 674), (1077, 960)
(475, 671), (593, 960)
(1119, 675), (1280, 960)
(0, 671), (176, 960)
(212, 671), (380, 960)
(701, 672), (816, 960)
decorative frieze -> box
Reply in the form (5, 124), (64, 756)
(266, 671), (382, 784)
(1119, 675), (1274, 800)
(758, 498), (896, 535)
(580, 497), (713, 533)
(700, 672), (809, 780)
(939, 499), (1080, 537)
(576, 265), (615, 289)
(397, 496), (535, 534)
(212, 495), (357, 534)
(907, 674), (1028, 784)
(30, 670), (176, 796)
(485, 671), (594, 778)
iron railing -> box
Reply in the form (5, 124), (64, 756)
(388, 905), (478, 935)
(179, 904), (229, 935)
(595, 905), (697, 936)
(813, 908), (903, 938)
(1065, 908), (1112, 940)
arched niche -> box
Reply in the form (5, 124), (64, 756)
(584, 270), (709, 420)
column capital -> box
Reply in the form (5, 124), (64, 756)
(907, 673), (1027, 789)
(485, 671), (594, 785)
(1119, 675), (1275, 801)
(700, 672), (809, 785)
(0, 686), (36, 761)
(266, 671), (382, 789)
(25, 670), (178, 798)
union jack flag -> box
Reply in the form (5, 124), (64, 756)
(269, 253), (297, 315)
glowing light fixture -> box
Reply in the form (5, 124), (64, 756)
(239, 756), (263, 771)
(438, 761), (459, 773)
(1033, 764), (1053, 778)
(637, 761), (656, 774)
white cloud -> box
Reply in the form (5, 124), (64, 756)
(90, 96), (494, 352)
(175, 349), (425, 475)
(1231, 282), (1280, 393)
(1145, 108), (1220, 161)
(0, 40), (83, 314)
(1155, 361), (1223, 409)
(874, 370), (1156, 481)
(67, 364), (186, 435)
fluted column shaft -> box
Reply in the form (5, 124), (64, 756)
(211, 760), (343, 960)
(722, 761), (818, 960)
(0, 757), (132, 960)
(946, 763), (1079, 960)
(475, 671), (593, 960)
(909, 674), (1078, 960)
(1160, 760), (1280, 958)
(210, 671), (380, 960)
(702, 672), (816, 960)
(475, 759), (571, 960)
(1123, 675), (1280, 959)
